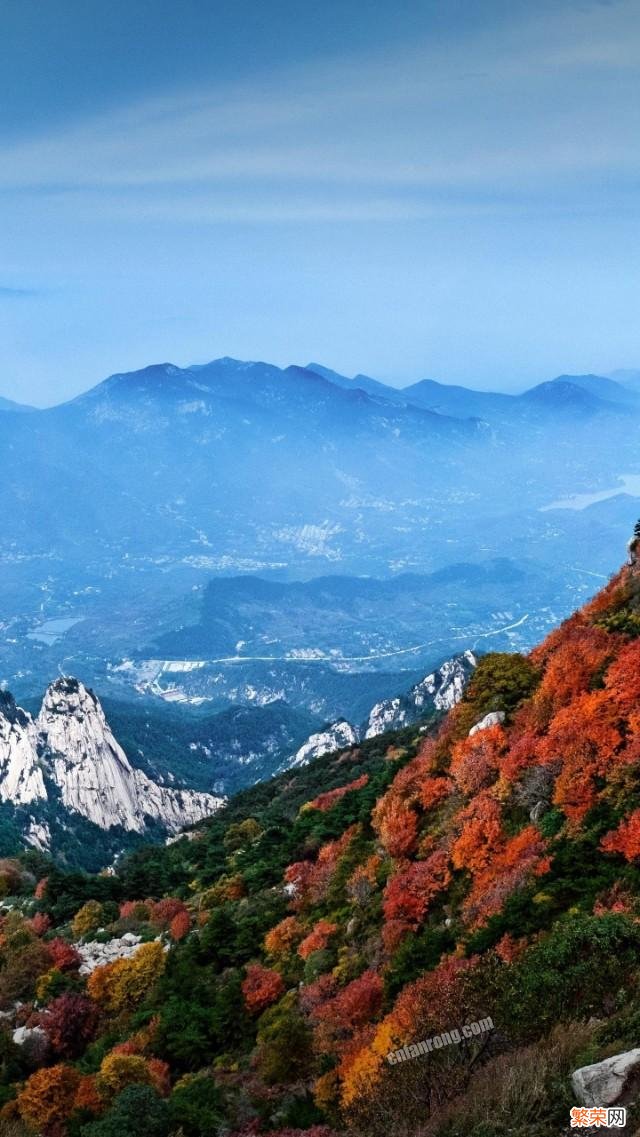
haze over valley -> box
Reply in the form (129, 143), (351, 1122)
(0, 355), (639, 806)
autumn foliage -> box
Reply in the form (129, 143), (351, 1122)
(18, 1064), (81, 1132)
(242, 963), (285, 1014)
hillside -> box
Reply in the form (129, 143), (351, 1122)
(2, 546), (640, 1134)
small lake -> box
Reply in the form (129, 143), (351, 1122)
(541, 474), (640, 512)
(27, 616), (85, 645)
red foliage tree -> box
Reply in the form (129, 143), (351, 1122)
(312, 970), (384, 1054)
(29, 911), (51, 937)
(242, 964), (285, 1014)
(306, 775), (369, 812)
(43, 992), (98, 1058)
(382, 848), (451, 949)
(150, 897), (188, 928)
(450, 726), (507, 795)
(284, 826), (359, 910)
(601, 809), (640, 861)
(46, 937), (81, 973)
(169, 909), (191, 941)
(148, 1057), (171, 1097)
(462, 824), (550, 926)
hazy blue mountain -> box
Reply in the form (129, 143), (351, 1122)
(402, 373), (632, 421)
(610, 368), (640, 393)
(0, 394), (34, 412)
(519, 377), (630, 417)
(400, 377), (513, 419)
(1, 354), (640, 726)
(150, 560), (538, 662)
(305, 361), (409, 404)
(547, 373), (640, 405)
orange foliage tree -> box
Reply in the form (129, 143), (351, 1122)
(264, 915), (304, 958)
(87, 941), (165, 1013)
(298, 920), (338, 960)
(17, 1063), (81, 1133)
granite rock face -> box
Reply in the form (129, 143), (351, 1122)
(571, 1049), (640, 1107)
(0, 678), (224, 849)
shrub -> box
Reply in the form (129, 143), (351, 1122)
(17, 1063), (81, 1131)
(82, 1084), (169, 1137)
(72, 900), (104, 939)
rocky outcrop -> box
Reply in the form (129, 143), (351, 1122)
(288, 651), (477, 768)
(290, 719), (359, 767)
(38, 678), (223, 834)
(0, 678), (224, 848)
(365, 651), (477, 739)
(572, 1048), (640, 1106)
(468, 710), (506, 736)
(76, 932), (149, 975)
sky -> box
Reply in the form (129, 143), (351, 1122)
(2, 0), (640, 405)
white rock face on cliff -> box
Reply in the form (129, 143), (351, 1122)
(37, 678), (223, 834)
(0, 678), (223, 847)
(0, 692), (46, 806)
(287, 651), (477, 769)
(364, 650), (477, 739)
(290, 719), (359, 767)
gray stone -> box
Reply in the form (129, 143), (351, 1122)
(468, 711), (505, 737)
(571, 1048), (640, 1106)
(12, 1026), (46, 1048)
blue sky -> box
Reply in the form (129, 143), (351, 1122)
(2, 0), (640, 405)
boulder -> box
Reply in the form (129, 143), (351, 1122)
(468, 711), (505, 737)
(12, 1025), (47, 1048)
(572, 1048), (640, 1106)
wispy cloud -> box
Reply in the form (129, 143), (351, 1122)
(0, 286), (39, 298)
(1, 0), (639, 223)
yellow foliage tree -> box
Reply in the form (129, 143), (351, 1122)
(72, 899), (104, 939)
(98, 1052), (152, 1099)
(87, 941), (165, 1013)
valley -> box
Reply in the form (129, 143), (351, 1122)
(1, 358), (640, 834)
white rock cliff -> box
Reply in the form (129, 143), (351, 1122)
(0, 678), (223, 847)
